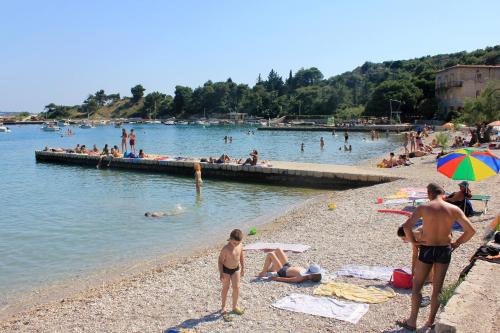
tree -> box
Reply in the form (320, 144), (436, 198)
(173, 86), (193, 116)
(131, 84), (145, 103)
(365, 80), (423, 120)
(294, 67), (324, 87)
(265, 69), (284, 92)
(82, 95), (98, 116)
(94, 89), (107, 106)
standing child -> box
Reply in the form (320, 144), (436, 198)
(218, 229), (245, 321)
(129, 129), (136, 154)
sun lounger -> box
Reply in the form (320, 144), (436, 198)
(470, 195), (491, 214)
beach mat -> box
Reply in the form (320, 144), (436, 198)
(272, 293), (368, 324)
(244, 242), (310, 253)
(333, 265), (396, 282)
(314, 282), (396, 304)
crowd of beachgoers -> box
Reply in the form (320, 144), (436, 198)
(5, 124), (498, 332)
(43, 128), (271, 169)
(377, 123), (500, 169)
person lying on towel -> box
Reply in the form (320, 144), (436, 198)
(257, 248), (323, 283)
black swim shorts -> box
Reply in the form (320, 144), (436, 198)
(419, 245), (452, 264)
(222, 265), (240, 276)
(277, 263), (291, 277)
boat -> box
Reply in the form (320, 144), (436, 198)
(79, 122), (95, 129)
(195, 120), (208, 125)
(42, 123), (60, 131)
(177, 121), (189, 125)
(149, 120), (162, 124)
(0, 125), (11, 132)
(208, 120), (220, 125)
(57, 120), (69, 127)
(163, 120), (175, 125)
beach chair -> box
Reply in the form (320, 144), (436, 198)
(470, 195), (491, 215)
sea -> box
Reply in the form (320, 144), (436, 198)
(0, 124), (401, 309)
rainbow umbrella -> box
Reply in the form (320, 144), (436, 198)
(437, 148), (500, 181)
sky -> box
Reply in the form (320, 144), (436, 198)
(0, 0), (499, 112)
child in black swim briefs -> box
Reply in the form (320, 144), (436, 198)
(218, 229), (245, 320)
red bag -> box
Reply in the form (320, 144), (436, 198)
(390, 269), (413, 289)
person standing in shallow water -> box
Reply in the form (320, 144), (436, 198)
(344, 130), (349, 143)
(300, 142), (304, 152)
(129, 129), (136, 154)
(320, 137), (324, 149)
(121, 128), (128, 153)
(194, 162), (202, 194)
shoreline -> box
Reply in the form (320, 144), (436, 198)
(0, 192), (327, 321)
(1, 133), (498, 332)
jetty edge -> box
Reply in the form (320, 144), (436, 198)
(35, 150), (402, 189)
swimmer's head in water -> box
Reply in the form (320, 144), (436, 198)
(145, 212), (151, 217)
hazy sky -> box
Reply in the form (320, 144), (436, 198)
(1, 0), (499, 112)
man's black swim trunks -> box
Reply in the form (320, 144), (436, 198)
(419, 245), (452, 264)
(222, 265), (240, 276)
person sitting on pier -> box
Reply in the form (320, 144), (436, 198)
(257, 248), (323, 283)
(112, 146), (121, 158)
(215, 154), (230, 164)
(138, 149), (146, 158)
(74, 144), (81, 153)
(92, 144), (100, 154)
(80, 145), (89, 154)
(101, 144), (110, 156)
(241, 150), (258, 166)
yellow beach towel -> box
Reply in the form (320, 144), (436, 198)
(313, 282), (396, 304)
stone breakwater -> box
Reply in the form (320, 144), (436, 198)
(35, 151), (401, 189)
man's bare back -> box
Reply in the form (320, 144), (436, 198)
(419, 200), (463, 246)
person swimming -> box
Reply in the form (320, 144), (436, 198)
(145, 204), (185, 218)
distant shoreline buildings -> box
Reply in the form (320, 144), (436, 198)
(435, 65), (500, 114)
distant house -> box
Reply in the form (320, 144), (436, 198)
(435, 65), (500, 114)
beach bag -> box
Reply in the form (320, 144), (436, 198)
(390, 269), (413, 289)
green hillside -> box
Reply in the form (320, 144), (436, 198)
(44, 45), (500, 121)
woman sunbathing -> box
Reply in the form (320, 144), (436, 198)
(257, 248), (322, 283)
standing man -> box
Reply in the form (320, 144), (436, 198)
(344, 129), (349, 143)
(397, 183), (475, 331)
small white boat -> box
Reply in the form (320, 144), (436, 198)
(42, 123), (60, 131)
(0, 126), (11, 132)
(149, 120), (162, 124)
(163, 120), (175, 125)
(208, 120), (220, 125)
(57, 120), (69, 127)
(79, 123), (95, 129)
(177, 121), (189, 125)
(195, 120), (208, 125)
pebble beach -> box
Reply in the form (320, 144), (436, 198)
(1, 135), (498, 333)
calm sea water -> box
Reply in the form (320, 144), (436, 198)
(0, 124), (400, 305)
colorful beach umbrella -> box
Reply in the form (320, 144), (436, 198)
(437, 148), (500, 181)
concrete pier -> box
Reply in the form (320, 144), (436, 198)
(258, 124), (413, 132)
(35, 151), (401, 189)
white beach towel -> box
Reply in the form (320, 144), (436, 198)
(382, 198), (413, 205)
(333, 265), (411, 281)
(244, 242), (310, 253)
(272, 293), (368, 324)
